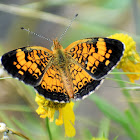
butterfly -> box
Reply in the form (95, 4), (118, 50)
(1, 37), (124, 103)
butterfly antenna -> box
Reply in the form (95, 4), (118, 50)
(59, 14), (78, 42)
(21, 27), (53, 43)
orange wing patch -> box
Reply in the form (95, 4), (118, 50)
(34, 65), (69, 103)
(1, 46), (53, 86)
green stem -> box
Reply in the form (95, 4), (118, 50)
(46, 118), (52, 140)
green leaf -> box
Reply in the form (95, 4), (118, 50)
(98, 117), (110, 138)
(83, 129), (93, 140)
(113, 136), (118, 140)
(103, 0), (131, 9)
(125, 110), (140, 139)
(89, 95), (137, 139)
(90, 95), (128, 126)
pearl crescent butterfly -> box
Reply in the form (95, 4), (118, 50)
(1, 37), (125, 102)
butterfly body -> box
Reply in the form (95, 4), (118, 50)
(52, 39), (74, 98)
(1, 37), (125, 103)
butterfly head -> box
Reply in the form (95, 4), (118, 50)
(51, 38), (63, 51)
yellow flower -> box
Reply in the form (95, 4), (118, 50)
(109, 33), (140, 83)
(92, 137), (108, 140)
(35, 93), (75, 137)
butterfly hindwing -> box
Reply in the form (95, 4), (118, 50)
(34, 65), (69, 103)
(1, 46), (53, 86)
(66, 37), (125, 80)
(69, 63), (103, 100)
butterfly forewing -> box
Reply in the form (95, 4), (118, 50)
(66, 37), (125, 80)
(1, 46), (53, 86)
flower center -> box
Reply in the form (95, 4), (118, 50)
(45, 101), (66, 110)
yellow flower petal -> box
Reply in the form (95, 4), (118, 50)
(55, 108), (63, 125)
(35, 93), (46, 105)
(36, 106), (48, 118)
(108, 33), (140, 82)
(35, 93), (76, 137)
(47, 108), (55, 122)
(62, 102), (76, 137)
(121, 60), (140, 83)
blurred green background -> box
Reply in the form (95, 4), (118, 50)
(0, 0), (140, 140)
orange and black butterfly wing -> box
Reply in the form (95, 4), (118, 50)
(69, 63), (103, 100)
(34, 65), (69, 102)
(1, 46), (53, 86)
(66, 37), (125, 80)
